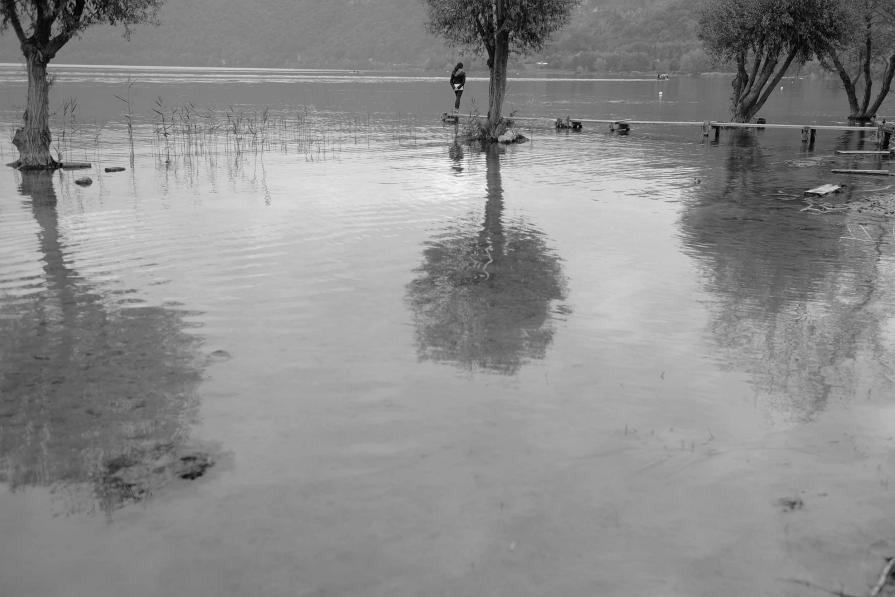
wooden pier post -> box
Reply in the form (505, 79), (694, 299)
(713, 125), (720, 141)
(879, 123), (894, 150)
(610, 121), (630, 134)
(702, 121), (710, 137)
(800, 127), (817, 148)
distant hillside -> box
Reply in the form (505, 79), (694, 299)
(0, 0), (705, 74)
(542, 0), (708, 73)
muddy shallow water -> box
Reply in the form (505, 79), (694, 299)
(2, 65), (895, 596)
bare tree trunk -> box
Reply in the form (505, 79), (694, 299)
(860, 14), (873, 115)
(12, 48), (58, 170)
(731, 49), (796, 123)
(828, 49), (861, 117)
(868, 54), (895, 118)
(487, 32), (510, 138)
(827, 46), (894, 123)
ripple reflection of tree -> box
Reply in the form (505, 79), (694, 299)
(0, 171), (206, 514)
(407, 146), (566, 375)
(680, 132), (891, 421)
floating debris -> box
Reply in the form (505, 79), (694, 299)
(870, 557), (895, 597)
(805, 184), (842, 197)
(784, 157), (826, 168)
(777, 496), (804, 512)
(104, 166), (126, 173)
(60, 162), (91, 170)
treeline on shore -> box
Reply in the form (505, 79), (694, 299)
(0, 0), (713, 74)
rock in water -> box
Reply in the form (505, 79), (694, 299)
(74, 177), (93, 186)
(176, 453), (214, 480)
(498, 129), (527, 144)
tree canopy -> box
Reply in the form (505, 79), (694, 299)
(698, 0), (849, 122)
(1, 0), (163, 59)
(424, 0), (580, 60)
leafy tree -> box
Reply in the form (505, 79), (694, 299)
(820, 0), (895, 123)
(698, 0), (848, 122)
(1, 0), (163, 169)
(423, 0), (580, 139)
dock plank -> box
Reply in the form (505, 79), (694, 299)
(805, 184), (842, 196)
(831, 169), (891, 175)
(835, 150), (892, 155)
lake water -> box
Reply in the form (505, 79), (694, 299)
(2, 64), (895, 597)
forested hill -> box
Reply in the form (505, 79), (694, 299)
(0, 0), (706, 74)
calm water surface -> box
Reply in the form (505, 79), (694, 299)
(2, 64), (895, 596)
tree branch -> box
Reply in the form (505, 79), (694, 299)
(753, 47), (798, 112)
(828, 47), (860, 114)
(46, 0), (85, 56)
(474, 11), (489, 49)
(861, 18), (873, 112)
(1, 0), (28, 43)
(869, 52), (895, 116)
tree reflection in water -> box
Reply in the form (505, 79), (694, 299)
(0, 171), (208, 514)
(407, 146), (566, 375)
(680, 132), (894, 421)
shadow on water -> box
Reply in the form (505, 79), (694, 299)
(679, 131), (894, 421)
(449, 139), (464, 174)
(0, 171), (213, 515)
(406, 145), (567, 375)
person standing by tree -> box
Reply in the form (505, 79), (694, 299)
(425, 0), (580, 142)
(450, 62), (466, 113)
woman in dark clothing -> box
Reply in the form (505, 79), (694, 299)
(450, 62), (466, 112)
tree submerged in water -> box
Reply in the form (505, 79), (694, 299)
(0, 0), (163, 169)
(819, 0), (895, 123)
(423, 0), (580, 141)
(698, 0), (848, 123)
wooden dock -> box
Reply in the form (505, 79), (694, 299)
(512, 116), (893, 148)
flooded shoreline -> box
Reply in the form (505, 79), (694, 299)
(2, 70), (895, 596)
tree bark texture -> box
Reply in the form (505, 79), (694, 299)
(487, 31), (510, 137)
(12, 48), (58, 169)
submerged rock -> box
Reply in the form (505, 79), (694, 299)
(497, 129), (527, 144)
(209, 349), (232, 361)
(175, 453), (214, 480)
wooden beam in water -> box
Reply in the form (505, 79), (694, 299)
(831, 169), (891, 175)
(710, 121), (872, 131)
(836, 150), (893, 155)
(805, 183), (841, 196)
